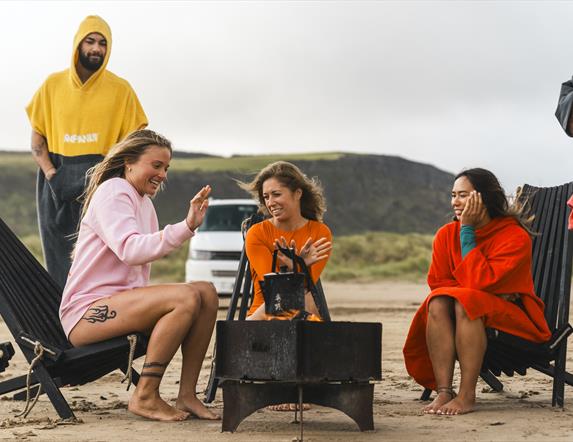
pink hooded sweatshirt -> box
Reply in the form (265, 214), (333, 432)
(60, 177), (193, 338)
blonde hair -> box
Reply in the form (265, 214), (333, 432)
(79, 129), (172, 221)
(239, 161), (326, 221)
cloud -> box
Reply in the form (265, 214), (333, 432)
(1, 1), (572, 191)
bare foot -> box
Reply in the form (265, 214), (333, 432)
(128, 391), (189, 421)
(176, 395), (220, 420)
(268, 403), (311, 412)
(437, 394), (475, 416)
(423, 390), (455, 414)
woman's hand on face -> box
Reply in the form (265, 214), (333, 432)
(186, 185), (211, 231)
(459, 191), (488, 227)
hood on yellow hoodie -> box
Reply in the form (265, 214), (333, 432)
(70, 15), (112, 89)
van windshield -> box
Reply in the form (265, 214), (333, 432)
(198, 204), (259, 232)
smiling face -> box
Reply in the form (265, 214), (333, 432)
(261, 177), (302, 223)
(78, 32), (107, 71)
(125, 145), (171, 197)
(451, 176), (476, 220)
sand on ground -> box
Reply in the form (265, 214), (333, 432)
(0, 281), (571, 441)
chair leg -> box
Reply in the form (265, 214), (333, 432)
(530, 363), (573, 386)
(31, 364), (75, 419)
(225, 251), (248, 322)
(420, 388), (432, 401)
(552, 344), (567, 408)
(0, 374), (33, 396)
(131, 368), (140, 386)
(204, 344), (219, 403)
(480, 370), (504, 392)
(13, 385), (42, 401)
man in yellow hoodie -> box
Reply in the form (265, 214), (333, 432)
(26, 16), (148, 288)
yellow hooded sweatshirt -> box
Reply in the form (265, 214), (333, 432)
(26, 15), (148, 156)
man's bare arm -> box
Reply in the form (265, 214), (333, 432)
(31, 130), (56, 180)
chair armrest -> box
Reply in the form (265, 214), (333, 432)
(547, 323), (573, 352)
(486, 323), (572, 359)
(17, 333), (62, 362)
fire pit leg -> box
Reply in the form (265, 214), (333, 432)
(221, 381), (298, 432)
(304, 383), (375, 431)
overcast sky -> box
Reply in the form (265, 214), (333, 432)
(2, 0), (572, 192)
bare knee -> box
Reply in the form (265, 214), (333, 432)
(173, 284), (202, 317)
(193, 281), (219, 311)
(428, 296), (453, 321)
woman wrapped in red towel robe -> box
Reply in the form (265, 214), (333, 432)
(403, 168), (551, 416)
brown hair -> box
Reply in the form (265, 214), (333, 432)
(79, 129), (172, 221)
(239, 161), (326, 221)
(455, 168), (533, 231)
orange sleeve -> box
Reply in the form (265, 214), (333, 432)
(245, 224), (274, 314)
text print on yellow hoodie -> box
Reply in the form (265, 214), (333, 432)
(26, 15), (148, 157)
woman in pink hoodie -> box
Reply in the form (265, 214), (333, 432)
(60, 129), (219, 422)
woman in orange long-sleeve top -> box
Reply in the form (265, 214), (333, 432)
(403, 168), (551, 416)
(239, 161), (332, 320)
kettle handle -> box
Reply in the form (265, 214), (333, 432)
(272, 246), (297, 273)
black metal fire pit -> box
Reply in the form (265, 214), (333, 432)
(215, 320), (382, 434)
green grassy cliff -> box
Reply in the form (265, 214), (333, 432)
(1, 151), (453, 282)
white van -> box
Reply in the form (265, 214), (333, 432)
(185, 199), (259, 297)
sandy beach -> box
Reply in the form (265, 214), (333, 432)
(0, 281), (571, 441)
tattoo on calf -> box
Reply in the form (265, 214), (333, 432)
(141, 361), (167, 379)
(82, 305), (117, 323)
(143, 362), (168, 369)
(140, 372), (164, 378)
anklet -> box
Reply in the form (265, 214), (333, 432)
(436, 386), (456, 398)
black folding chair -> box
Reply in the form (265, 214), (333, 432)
(204, 213), (331, 402)
(420, 182), (573, 407)
(0, 217), (147, 419)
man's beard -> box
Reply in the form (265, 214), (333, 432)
(78, 50), (104, 71)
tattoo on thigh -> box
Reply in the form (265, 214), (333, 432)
(82, 305), (117, 323)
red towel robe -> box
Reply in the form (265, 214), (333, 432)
(403, 217), (551, 391)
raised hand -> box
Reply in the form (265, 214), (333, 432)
(273, 236), (332, 269)
(186, 185), (211, 231)
(459, 191), (488, 227)
(299, 237), (332, 266)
